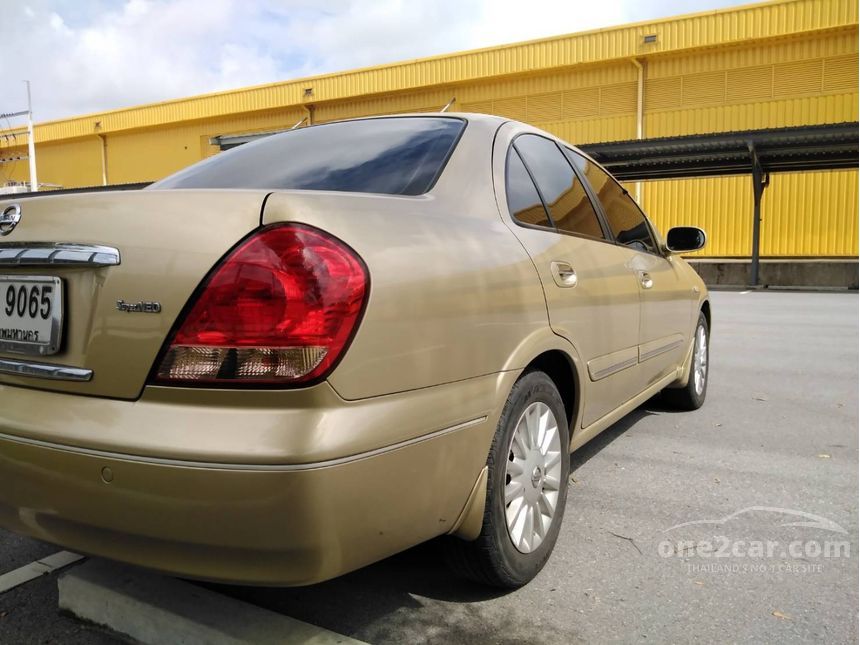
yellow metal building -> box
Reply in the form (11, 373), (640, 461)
(1, 0), (857, 258)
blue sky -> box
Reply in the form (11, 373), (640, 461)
(1, 0), (750, 122)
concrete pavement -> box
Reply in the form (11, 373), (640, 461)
(1, 291), (857, 644)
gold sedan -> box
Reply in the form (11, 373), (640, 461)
(0, 114), (709, 588)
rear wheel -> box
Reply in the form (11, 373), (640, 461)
(663, 310), (709, 410)
(445, 370), (570, 588)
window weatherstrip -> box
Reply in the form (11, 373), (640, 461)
(562, 146), (615, 242)
(510, 140), (556, 229)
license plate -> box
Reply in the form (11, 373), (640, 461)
(0, 276), (63, 356)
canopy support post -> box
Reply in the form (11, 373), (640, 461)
(747, 142), (770, 287)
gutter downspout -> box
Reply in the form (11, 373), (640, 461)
(630, 58), (645, 204)
(96, 134), (108, 186)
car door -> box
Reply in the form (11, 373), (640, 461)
(565, 149), (695, 390)
(497, 131), (643, 429)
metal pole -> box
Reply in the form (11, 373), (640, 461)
(747, 142), (769, 287)
(751, 165), (762, 287)
(630, 59), (644, 204)
(25, 81), (38, 192)
(97, 134), (108, 186)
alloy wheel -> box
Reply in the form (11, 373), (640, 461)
(693, 323), (708, 395)
(504, 401), (563, 554)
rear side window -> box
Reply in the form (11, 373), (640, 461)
(565, 148), (658, 254)
(506, 148), (552, 228)
(150, 117), (465, 196)
(513, 135), (605, 240)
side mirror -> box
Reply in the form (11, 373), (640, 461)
(666, 226), (706, 253)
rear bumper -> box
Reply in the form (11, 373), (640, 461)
(0, 374), (515, 585)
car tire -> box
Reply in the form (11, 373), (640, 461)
(445, 370), (570, 588)
(663, 310), (709, 410)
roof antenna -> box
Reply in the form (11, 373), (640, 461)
(290, 116), (308, 130)
(440, 97), (456, 113)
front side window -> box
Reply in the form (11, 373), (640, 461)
(505, 147), (552, 228)
(564, 148), (658, 254)
(150, 117), (465, 196)
(513, 135), (605, 240)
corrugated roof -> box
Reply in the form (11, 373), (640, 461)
(579, 121), (860, 179)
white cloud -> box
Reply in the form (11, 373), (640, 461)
(0, 0), (747, 122)
(466, 1), (627, 49)
(2, 0), (291, 121)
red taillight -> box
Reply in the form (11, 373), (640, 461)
(154, 223), (368, 385)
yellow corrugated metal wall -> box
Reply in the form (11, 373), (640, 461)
(0, 0), (857, 257)
(458, 29), (859, 257)
(641, 175), (753, 257)
(761, 170), (858, 256)
(637, 28), (859, 257)
(5, 107), (307, 189)
(103, 107), (305, 182)
(3, 137), (104, 189)
(639, 170), (859, 257)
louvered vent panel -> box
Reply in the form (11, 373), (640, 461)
(493, 97), (528, 120)
(823, 54), (859, 91)
(682, 71), (726, 105)
(599, 83), (637, 115)
(773, 59), (823, 95)
(726, 65), (773, 101)
(562, 87), (600, 118)
(527, 93), (563, 122)
(645, 77), (682, 110)
(460, 100), (494, 114)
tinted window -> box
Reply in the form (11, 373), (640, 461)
(514, 135), (605, 239)
(506, 148), (551, 227)
(565, 148), (658, 254)
(150, 117), (465, 196)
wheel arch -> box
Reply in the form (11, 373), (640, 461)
(667, 298), (711, 391)
(449, 334), (583, 541)
(523, 350), (580, 440)
(700, 298), (711, 330)
(499, 328), (585, 439)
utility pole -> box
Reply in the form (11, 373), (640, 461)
(0, 82), (38, 192)
(25, 81), (38, 192)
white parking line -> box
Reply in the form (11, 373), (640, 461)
(0, 551), (84, 594)
(60, 559), (369, 645)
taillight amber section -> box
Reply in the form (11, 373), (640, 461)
(155, 223), (368, 385)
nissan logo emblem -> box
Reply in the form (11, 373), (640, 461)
(0, 204), (21, 236)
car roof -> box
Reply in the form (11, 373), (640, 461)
(352, 112), (610, 175)
(345, 111), (509, 126)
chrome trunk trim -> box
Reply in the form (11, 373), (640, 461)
(0, 243), (120, 267)
(0, 358), (92, 381)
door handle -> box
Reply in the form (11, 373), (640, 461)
(639, 272), (653, 289)
(550, 261), (578, 288)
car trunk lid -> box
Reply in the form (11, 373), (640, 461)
(0, 189), (268, 399)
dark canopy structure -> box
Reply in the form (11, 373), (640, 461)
(579, 122), (859, 286)
(578, 122), (859, 181)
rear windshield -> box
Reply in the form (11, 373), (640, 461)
(150, 117), (465, 196)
